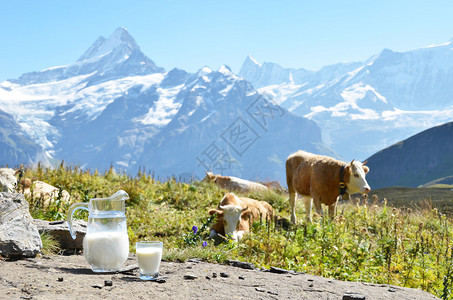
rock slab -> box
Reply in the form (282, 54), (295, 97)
(0, 255), (441, 300)
(33, 219), (87, 249)
(0, 192), (42, 258)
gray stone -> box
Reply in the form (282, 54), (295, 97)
(104, 280), (113, 286)
(118, 263), (139, 274)
(270, 266), (297, 274)
(156, 278), (166, 284)
(226, 259), (256, 270)
(0, 168), (17, 193)
(33, 219), (86, 249)
(91, 284), (103, 289)
(0, 192), (42, 258)
(267, 290), (279, 295)
(343, 292), (367, 300)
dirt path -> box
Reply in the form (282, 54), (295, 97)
(0, 254), (440, 300)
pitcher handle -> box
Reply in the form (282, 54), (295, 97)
(67, 202), (89, 239)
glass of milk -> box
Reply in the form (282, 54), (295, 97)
(136, 241), (163, 280)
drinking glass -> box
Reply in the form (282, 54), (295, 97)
(136, 241), (163, 280)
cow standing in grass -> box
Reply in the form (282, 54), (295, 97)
(208, 193), (274, 242)
(286, 150), (371, 223)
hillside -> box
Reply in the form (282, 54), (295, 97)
(369, 186), (453, 216)
(420, 175), (453, 188)
(6, 165), (452, 299)
(365, 121), (453, 188)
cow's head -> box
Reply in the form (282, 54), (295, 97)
(203, 171), (217, 183)
(344, 160), (371, 194)
(209, 196), (250, 242)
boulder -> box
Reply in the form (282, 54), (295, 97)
(0, 192), (42, 258)
(0, 168), (17, 193)
(33, 219), (86, 249)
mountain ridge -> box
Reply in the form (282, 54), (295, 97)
(365, 121), (453, 188)
(239, 39), (453, 160)
(0, 109), (49, 167)
(0, 28), (330, 184)
(2, 28), (453, 186)
(10, 27), (164, 86)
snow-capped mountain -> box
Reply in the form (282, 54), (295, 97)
(137, 65), (326, 182)
(239, 40), (453, 160)
(0, 109), (48, 167)
(0, 28), (329, 183)
(11, 27), (164, 86)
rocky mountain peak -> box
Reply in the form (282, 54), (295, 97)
(77, 27), (139, 62)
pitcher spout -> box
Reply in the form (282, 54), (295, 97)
(109, 190), (130, 202)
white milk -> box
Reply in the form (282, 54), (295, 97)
(137, 247), (162, 274)
(83, 231), (129, 272)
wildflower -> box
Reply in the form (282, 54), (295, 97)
(202, 241), (207, 247)
(192, 225), (198, 234)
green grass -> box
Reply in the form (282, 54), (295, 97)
(21, 165), (453, 299)
(40, 232), (61, 255)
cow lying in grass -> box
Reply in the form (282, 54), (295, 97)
(203, 171), (268, 193)
(286, 150), (371, 223)
(208, 193), (274, 242)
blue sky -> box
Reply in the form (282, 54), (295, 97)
(1, 0), (453, 81)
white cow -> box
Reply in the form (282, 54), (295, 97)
(203, 171), (268, 193)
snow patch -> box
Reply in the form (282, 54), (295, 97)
(258, 81), (307, 105)
(135, 84), (184, 126)
(200, 110), (216, 122)
(219, 83), (234, 97)
(198, 67), (212, 76)
(247, 55), (261, 67)
(218, 65), (233, 75)
(341, 83), (388, 104)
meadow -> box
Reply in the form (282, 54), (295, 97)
(23, 164), (453, 300)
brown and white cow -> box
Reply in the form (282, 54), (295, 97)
(203, 171), (268, 193)
(286, 150), (370, 223)
(208, 193), (274, 241)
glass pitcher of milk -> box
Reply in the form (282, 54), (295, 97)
(67, 190), (130, 272)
